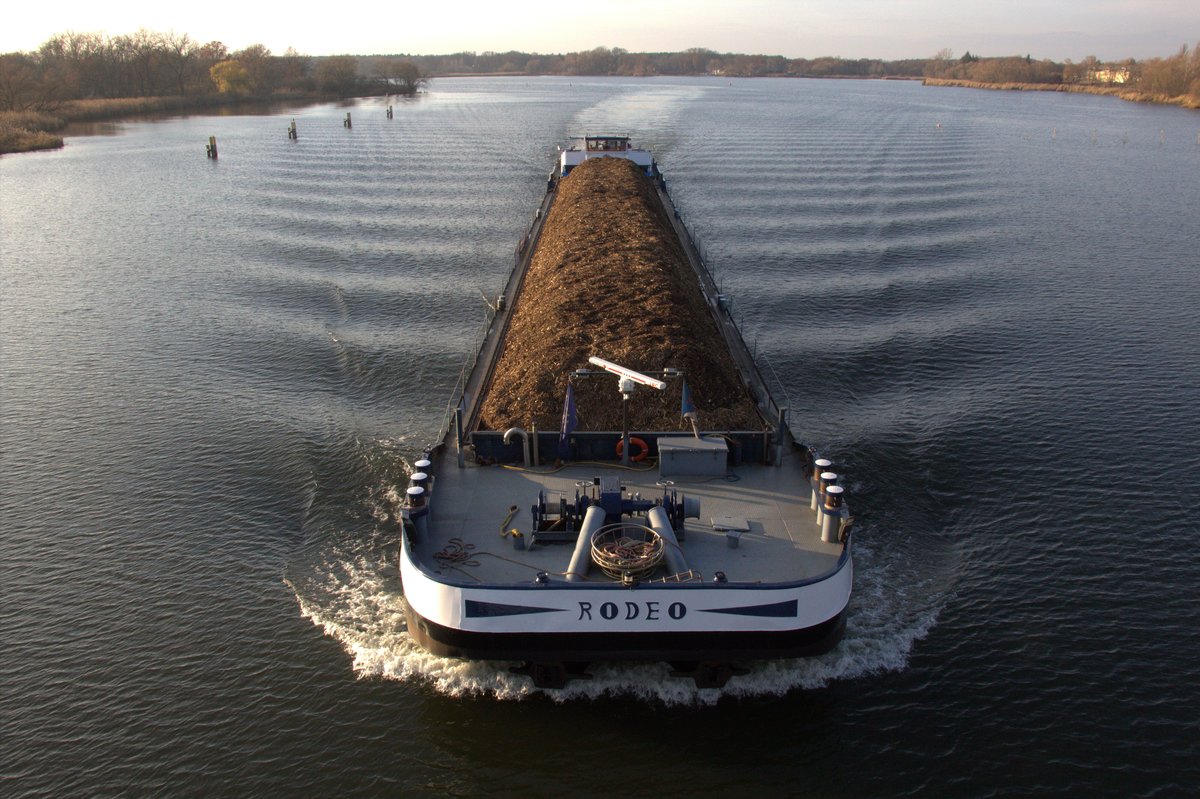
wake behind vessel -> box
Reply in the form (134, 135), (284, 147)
(399, 137), (853, 688)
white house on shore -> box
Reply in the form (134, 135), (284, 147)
(1088, 67), (1130, 84)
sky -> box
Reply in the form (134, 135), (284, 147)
(3, 0), (1196, 61)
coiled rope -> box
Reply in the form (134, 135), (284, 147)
(590, 524), (664, 579)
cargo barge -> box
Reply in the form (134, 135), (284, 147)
(399, 136), (853, 688)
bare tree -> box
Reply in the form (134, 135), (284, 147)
(0, 53), (54, 110)
(373, 59), (422, 94)
(315, 56), (360, 96)
(234, 44), (275, 95)
(162, 31), (195, 95)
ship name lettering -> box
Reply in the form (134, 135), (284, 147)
(576, 600), (684, 621)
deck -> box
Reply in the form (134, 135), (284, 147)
(409, 153), (844, 591)
(412, 443), (843, 587)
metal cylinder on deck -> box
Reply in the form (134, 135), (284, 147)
(406, 485), (429, 537)
(409, 471), (429, 491)
(821, 485), (845, 542)
(414, 458), (431, 472)
(810, 458), (832, 509)
(566, 505), (606, 582)
(647, 506), (689, 577)
(815, 471), (838, 521)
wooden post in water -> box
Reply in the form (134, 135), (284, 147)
(387, 105), (394, 119)
(206, 136), (218, 159)
(344, 112), (352, 129)
(288, 119), (298, 140)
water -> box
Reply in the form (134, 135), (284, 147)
(2, 77), (1198, 796)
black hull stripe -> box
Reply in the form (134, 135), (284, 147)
(465, 600), (566, 618)
(405, 606), (846, 664)
(465, 598), (800, 619)
(702, 599), (798, 617)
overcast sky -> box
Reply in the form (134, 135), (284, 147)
(3, 0), (1196, 61)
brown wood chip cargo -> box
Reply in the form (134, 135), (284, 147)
(476, 157), (763, 433)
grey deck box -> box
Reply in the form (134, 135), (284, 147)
(658, 436), (728, 478)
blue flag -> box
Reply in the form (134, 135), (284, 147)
(681, 378), (697, 419)
(558, 383), (577, 460)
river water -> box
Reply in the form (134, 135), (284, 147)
(2, 77), (1197, 796)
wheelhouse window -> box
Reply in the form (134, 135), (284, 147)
(585, 137), (629, 152)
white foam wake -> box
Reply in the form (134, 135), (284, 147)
(292, 529), (942, 705)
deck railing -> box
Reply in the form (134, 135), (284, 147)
(434, 186), (554, 450)
(669, 189), (795, 432)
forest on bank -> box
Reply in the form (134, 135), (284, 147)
(398, 42), (1198, 99)
(0, 31), (422, 110)
(3, 31), (1197, 153)
(0, 30), (422, 152)
(921, 43), (1199, 104)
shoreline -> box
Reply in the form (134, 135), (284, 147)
(7, 75), (1194, 155)
(0, 91), (404, 156)
(922, 77), (1200, 110)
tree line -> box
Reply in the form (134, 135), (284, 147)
(0, 30), (423, 112)
(392, 43), (1199, 98)
(399, 47), (931, 79)
(3, 30), (1198, 114)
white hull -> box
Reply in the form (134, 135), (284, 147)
(401, 530), (851, 664)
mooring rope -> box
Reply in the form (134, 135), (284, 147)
(498, 505), (519, 537)
(590, 526), (664, 579)
(433, 538), (479, 567)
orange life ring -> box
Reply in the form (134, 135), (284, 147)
(615, 436), (649, 462)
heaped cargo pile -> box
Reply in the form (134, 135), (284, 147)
(476, 157), (763, 433)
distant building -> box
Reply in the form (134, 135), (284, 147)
(1088, 67), (1130, 84)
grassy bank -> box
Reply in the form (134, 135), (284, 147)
(0, 110), (66, 153)
(2, 97), (203, 154)
(923, 78), (1200, 109)
(0, 94), (319, 155)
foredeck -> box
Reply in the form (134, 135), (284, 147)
(413, 444), (843, 587)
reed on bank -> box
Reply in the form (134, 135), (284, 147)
(922, 77), (1200, 109)
(0, 110), (64, 153)
(0, 94), (307, 154)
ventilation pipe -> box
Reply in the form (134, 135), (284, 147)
(503, 427), (531, 466)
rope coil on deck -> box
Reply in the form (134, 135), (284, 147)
(433, 538), (479, 567)
(590, 523), (664, 579)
